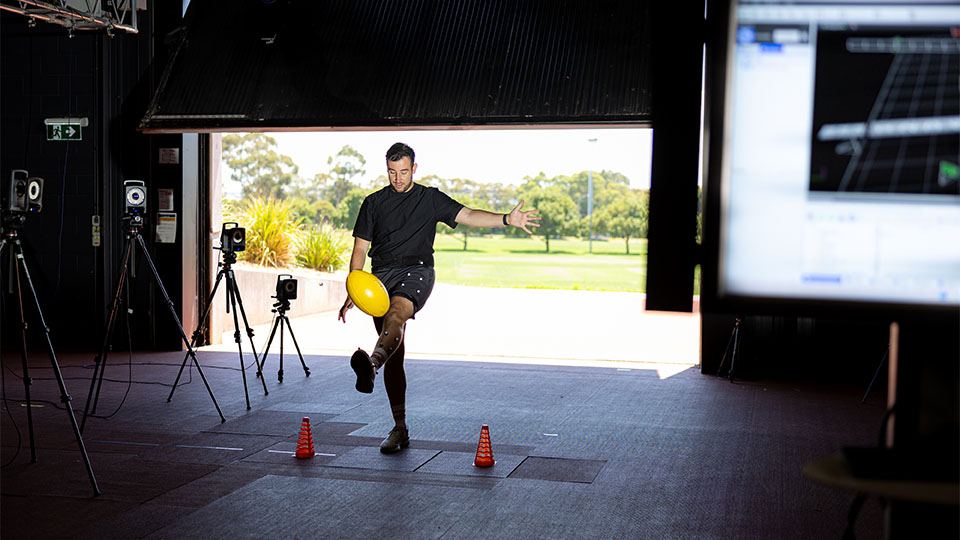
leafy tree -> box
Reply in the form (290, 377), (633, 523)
(554, 170), (630, 219)
(361, 173), (388, 191)
(287, 197), (337, 225)
(420, 175), (486, 250)
(222, 133), (298, 199)
(474, 182), (519, 213)
(324, 145), (367, 206)
(442, 193), (486, 250)
(314, 198), (338, 224)
(334, 187), (370, 229)
(518, 173), (548, 194)
(595, 189), (649, 254)
(696, 186), (703, 244)
(521, 186), (578, 252)
(286, 197), (316, 225)
(287, 171), (331, 202)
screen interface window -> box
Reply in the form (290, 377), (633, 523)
(721, 1), (960, 307)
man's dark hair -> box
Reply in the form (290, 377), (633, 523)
(386, 142), (415, 164)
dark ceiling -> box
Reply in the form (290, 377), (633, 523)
(140, 0), (653, 132)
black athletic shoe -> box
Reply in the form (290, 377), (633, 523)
(350, 348), (375, 393)
(379, 426), (410, 454)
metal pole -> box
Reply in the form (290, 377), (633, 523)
(588, 169), (593, 254)
(587, 137), (597, 254)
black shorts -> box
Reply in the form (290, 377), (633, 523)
(373, 264), (436, 317)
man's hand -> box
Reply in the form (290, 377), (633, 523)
(338, 296), (354, 323)
(506, 200), (541, 235)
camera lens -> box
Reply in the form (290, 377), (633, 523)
(126, 187), (145, 206)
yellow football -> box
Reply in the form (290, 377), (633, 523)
(346, 270), (389, 317)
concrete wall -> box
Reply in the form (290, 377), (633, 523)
(207, 265), (348, 345)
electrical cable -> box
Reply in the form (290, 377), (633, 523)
(55, 30), (75, 296)
(0, 290), (24, 468)
(0, 358), (23, 468)
(86, 292), (137, 420)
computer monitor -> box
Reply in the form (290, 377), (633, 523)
(703, 0), (960, 318)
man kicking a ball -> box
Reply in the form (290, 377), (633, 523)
(338, 142), (540, 453)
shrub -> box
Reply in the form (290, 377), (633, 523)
(296, 222), (349, 272)
(233, 197), (303, 268)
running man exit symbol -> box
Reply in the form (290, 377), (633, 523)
(46, 123), (82, 141)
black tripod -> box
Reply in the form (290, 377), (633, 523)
(861, 345), (889, 404)
(1, 215), (100, 495)
(716, 316), (743, 382)
(258, 295), (310, 383)
(170, 249), (266, 410)
(81, 215), (225, 431)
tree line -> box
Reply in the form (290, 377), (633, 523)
(222, 133), (652, 253)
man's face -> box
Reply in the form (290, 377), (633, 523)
(387, 157), (416, 193)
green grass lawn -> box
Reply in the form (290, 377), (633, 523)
(432, 234), (655, 292)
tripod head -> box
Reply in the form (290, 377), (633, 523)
(218, 250), (238, 267)
(121, 213), (145, 234)
(1, 211), (27, 235)
(271, 298), (292, 314)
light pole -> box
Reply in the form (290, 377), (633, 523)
(587, 138), (597, 253)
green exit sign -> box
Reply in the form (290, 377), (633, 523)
(47, 123), (82, 141)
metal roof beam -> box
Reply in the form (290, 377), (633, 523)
(0, 0), (140, 33)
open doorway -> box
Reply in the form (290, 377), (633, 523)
(202, 128), (701, 374)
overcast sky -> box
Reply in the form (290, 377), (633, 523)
(222, 128), (654, 195)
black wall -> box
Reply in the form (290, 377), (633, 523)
(1, 5), (188, 352)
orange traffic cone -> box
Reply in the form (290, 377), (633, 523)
(295, 417), (315, 459)
(473, 424), (495, 467)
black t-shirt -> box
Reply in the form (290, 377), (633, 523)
(353, 183), (464, 268)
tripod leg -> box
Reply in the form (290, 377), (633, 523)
(259, 315), (281, 376)
(861, 347), (889, 404)
(728, 319), (741, 383)
(132, 234), (224, 422)
(168, 269), (226, 402)
(716, 319), (738, 377)
(278, 315), (284, 383)
(227, 271), (268, 395)
(13, 254), (37, 463)
(14, 240), (100, 495)
(82, 237), (133, 432)
(282, 315), (310, 377)
(226, 276), (252, 410)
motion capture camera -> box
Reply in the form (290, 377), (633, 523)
(275, 274), (298, 301)
(124, 179), (146, 216)
(3, 169), (44, 213)
(220, 222), (246, 252)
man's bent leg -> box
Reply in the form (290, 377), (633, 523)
(370, 296), (414, 370)
(351, 296), (413, 394)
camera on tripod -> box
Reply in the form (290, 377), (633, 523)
(220, 222), (246, 252)
(274, 274), (298, 301)
(3, 169), (44, 215)
(123, 179), (146, 226)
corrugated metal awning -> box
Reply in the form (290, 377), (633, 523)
(140, 0), (652, 132)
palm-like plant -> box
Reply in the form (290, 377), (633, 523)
(233, 197), (303, 268)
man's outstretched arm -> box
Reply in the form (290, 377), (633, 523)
(455, 200), (541, 235)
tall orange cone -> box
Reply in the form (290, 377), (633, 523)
(473, 424), (495, 467)
(295, 417), (315, 459)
